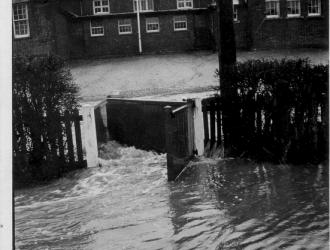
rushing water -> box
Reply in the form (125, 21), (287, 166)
(15, 141), (329, 250)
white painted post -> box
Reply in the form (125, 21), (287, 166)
(81, 104), (99, 168)
(193, 98), (204, 156)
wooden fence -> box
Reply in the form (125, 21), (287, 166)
(202, 97), (223, 150)
(202, 92), (328, 163)
(13, 109), (86, 184)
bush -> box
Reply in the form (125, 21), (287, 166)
(13, 55), (79, 187)
(216, 59), (328, 164)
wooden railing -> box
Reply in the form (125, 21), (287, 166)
(202, 97), (223, 150)
(13, 109), (86, 181)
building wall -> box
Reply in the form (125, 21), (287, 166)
(74, 12), (198, 58)
(13, 0), (329, 59)
(248, 0), (328, 49)
(75, 0), (213, 15)
(13, 1), (56, 57)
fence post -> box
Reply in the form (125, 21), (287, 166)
(202, 99), (209, 147)
(73, 109), (84, 165)
(164, 105), (176, 181)
(64, 111), (75, 165)
(192, 98), (204, 156)
(81, 104), (99, 168)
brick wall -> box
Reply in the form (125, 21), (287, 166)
(249, 0), (328, 49)
(74, 12), (200, 57)
(77, 0), (213, 15)
(13, 0), (328, 59)
(13, 1), (56, 57)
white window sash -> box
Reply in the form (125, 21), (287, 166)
(93, 0), (110, 15)
(133, 0), (154, 12)
(308, 0), (321, 16)
(90, 21), (104, 37)
(146, 18), (159, 33)
(265, 0), (280, 18)
(173, 16), (187, 31)
(233, 4), (238, 21)
(287, 0), (301, 17)
(177, 0), (193, 9)
(118, 20), (132, 34)
(13, 3), (30, 38)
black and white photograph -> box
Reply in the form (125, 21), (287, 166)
(1, 0), (329, 249)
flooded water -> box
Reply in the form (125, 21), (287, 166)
(15, 141), (329, 250)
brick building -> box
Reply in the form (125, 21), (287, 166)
(12, 0), (328, 59)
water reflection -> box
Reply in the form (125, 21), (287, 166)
(15, 142), (329, 250)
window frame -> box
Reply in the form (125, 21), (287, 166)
(308, 0), (321, 16)
(118, 19), (133, 35)
(133, 0), (154, 12)
(177, 0), (193, 9)
(90, 20), (105, 37)
(265, 0), (280, 18)
(93, 0), (110, 15)
(173, 15), (187, 31)
(146, 17), (160, 33)
(287, 0), (301, 17)
(233, 4), (238, 22)
(13, 2), (30, 39)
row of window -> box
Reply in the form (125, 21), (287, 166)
(93, 0), (193, 15)
(265, 0), (321, 18)
(12, 0), (323, 39)
(90, 16), (188, 36)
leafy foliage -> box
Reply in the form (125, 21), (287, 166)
(13, 55), (80, 187)
(215, 59), (328, 164)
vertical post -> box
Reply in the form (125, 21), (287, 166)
(202, 100), (209, 147)
(81, 104), (99, 168)
(136, 0), (142, 53)
(100, 101), (109, 139)
(164, 105), (175, 181)
(57, 120), (65, 162)
(210, 100), (216, 147)
(216, 99), (222, 146)
(73, 109), (84, 165)
(192, 98), (204, 156)
(64, 111), (75, 165)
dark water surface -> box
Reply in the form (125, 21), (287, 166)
(15, 142), (329, 250)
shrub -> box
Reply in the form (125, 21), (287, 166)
(13, 55), (79, 187)
(215, 59), (328, 164)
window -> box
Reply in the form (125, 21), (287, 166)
(90, 20), (104, 36)
(133, 0), (154, 12)
(265, 0), (280, 18)
(287, 0), (301, 17)
(13, 3), (30, 38)
(308, 0), (321, 16)
(177, 0), (193, 9)
(146, 17), (159, 33)
(173, 16), (187, 31)
(118, 19), (132, 34)
(233, 4), (238, 21)
(93, 0), (110, 15)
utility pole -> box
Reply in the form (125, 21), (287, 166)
(136, 0), (142, 53)
(217, 0), (238, 156)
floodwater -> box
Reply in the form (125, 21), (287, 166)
(15, 141), (329, 250)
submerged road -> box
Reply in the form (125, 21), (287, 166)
(15, 141), (329, 249)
